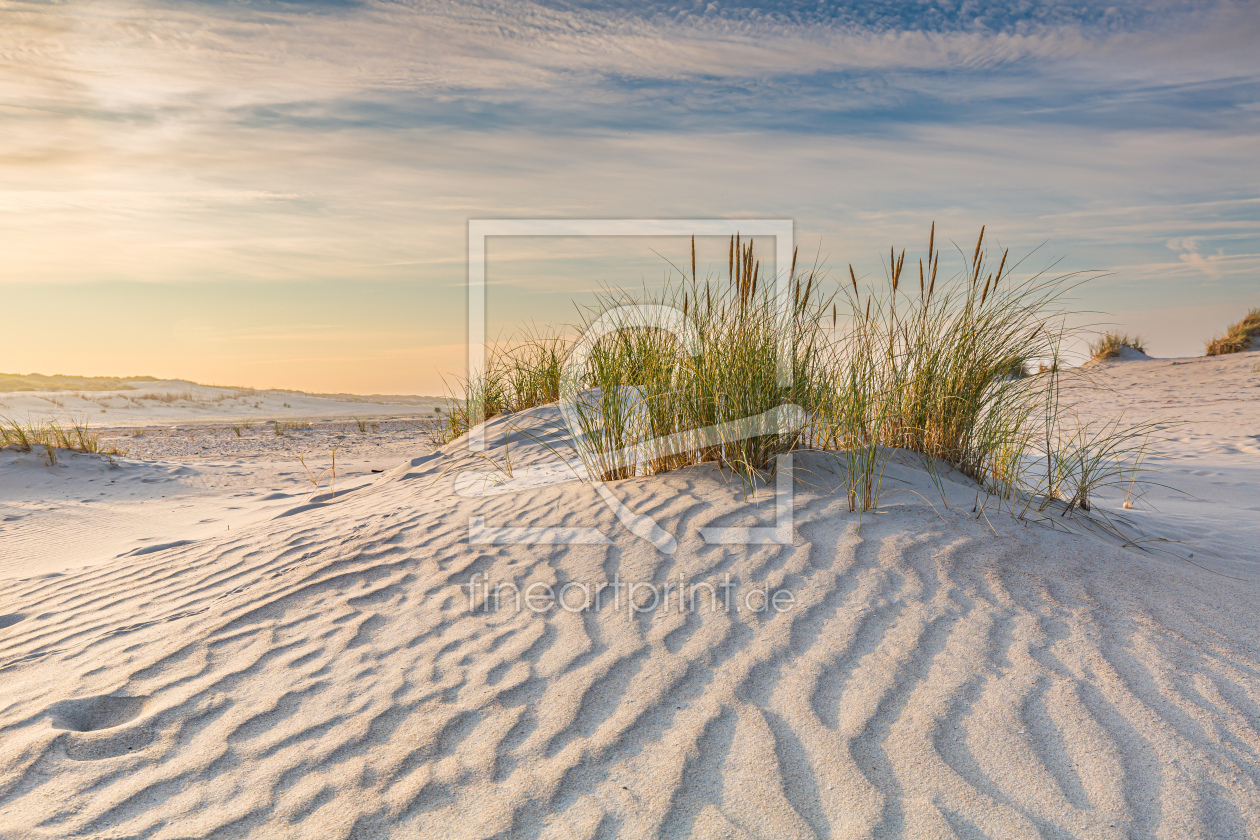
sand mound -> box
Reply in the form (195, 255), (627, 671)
(1106, 345), (1153, 362)
(1081, 345), (1153, 368)
(1, 414), (1258, 838)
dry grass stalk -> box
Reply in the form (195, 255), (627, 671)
(1205, 308), (1260, 356)
(1088, 332), (1146, 361)
(298, 448), (338, 501)
(0, 415), (128, 460)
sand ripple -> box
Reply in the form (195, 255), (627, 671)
(1, 447), (1258, 838)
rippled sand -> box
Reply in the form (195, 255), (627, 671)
(1, 355), (1258, 838)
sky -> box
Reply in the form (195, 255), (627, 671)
(1, 0), (1258, 395)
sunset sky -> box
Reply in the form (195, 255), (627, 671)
(2, 0), (1258, 394)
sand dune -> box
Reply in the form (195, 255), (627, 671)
(1068, 351), (1260, 578)
(1, 358), (1259, 838)
(0, 378), (441, 429)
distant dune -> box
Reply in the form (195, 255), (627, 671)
(0, 373), (160, 392)
(0, 376), (445, 429)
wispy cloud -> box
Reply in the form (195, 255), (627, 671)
(6, 1), (1257, 114)
(0, 0), (1257, 388)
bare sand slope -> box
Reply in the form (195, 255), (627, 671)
(0, 419), (438, 578)
(1069, 351), (1260, 578)
(1, 399), (1259, 839)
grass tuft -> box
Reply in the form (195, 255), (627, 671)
(558, 234), (825, 486)
(1, 415), (128, 459)
(430, 330), (569, 446)
(440, 226), (1161, 522)
(1205, 308), (1260, 356)
(273, 419), (312, 436)
(1088, 332), (1145, 361)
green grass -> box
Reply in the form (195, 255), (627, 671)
(440, 226), (1160, 520)
(805, 225), (1099, 511)
(430, 331), (566, 446)
(1206, 308), (1260, 356)
(1088, 331), (1146, 361)
(559, 234), (825, 484)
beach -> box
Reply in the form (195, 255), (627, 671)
(1, 355), (1258, 838)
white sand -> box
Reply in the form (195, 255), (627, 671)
(1, 356), (1258, 838)
(1070, 351), (1260, 578)
(1080, 345), (1154, 366)
(0, 418), (435, 578)
(0, 379), (442, 429)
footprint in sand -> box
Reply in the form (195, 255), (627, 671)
(47, 695), (157, 761)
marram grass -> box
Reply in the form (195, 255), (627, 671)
(439, 226), (1158, 519)
(1, 415), (128, 462)
(561, 234), (827, 484)
(1205, 308), (1260, 356)
(1088, 331), (1146, 361)
(429, 330), (567, 447)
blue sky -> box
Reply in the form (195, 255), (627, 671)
(1, 0), (1257, 392)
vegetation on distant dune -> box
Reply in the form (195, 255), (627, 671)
(1205, 308), (1260, 356)
(1087, 331), (1146, 361)
(438, 226), (1158, 521)
(0, 373), (158, 393)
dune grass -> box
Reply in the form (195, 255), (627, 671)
(430, 330), (568, 446)
(1205, 308), (1260, 356)
(556, 235), (825, 485)
(439, 226), (1158, 520)
(804, 226), (1159, 516)
(1, 415), (128, 461)
(298, 448), (338, 501)
(0, 373), (156, 393)
(273, 419), (312, 436)
(1088, 331), (1146, 361)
